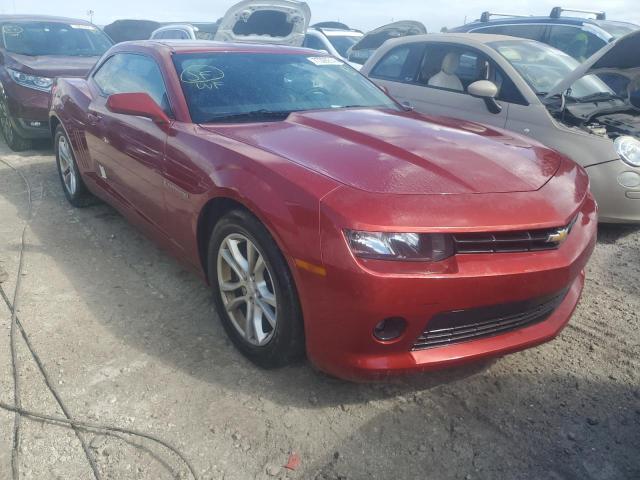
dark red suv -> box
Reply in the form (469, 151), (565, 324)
(0, 15), (112, 151)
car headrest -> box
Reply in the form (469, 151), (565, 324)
(441, 52), (460, 75)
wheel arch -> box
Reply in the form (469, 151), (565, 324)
(196, 196), (251, 280)
(49, 114), (61, 138)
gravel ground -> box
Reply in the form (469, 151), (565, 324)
(0, 140), (639, 480)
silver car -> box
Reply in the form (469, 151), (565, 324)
(361, 32), (640, 223)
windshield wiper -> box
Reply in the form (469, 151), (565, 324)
(203, 109), (295, 123)
(572, 92), (623, 103)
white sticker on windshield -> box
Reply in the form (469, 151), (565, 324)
(70, 24), (97, 30)
(2, 25), (23, 36)
(307, 56), (344, 66)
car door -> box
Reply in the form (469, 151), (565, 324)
(369, 42), (511, 129)
(87, 52), (171, 234)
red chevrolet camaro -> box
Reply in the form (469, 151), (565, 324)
(49, 41), (597, 381)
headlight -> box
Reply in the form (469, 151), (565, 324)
(615, 136), (640, 167)
(8, 68), (53, 92)
(346, 230), (454, 262)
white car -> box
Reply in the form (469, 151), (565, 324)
(361, 32), (640, 223)
(149, 24), (217, 41)
(302, 26), (363, 62)
(214, 0), (310, 47)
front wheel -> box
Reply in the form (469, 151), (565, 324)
(0, 98), (31, 151)
(54, 126), (93, 207)
(207, 209), (305, 368)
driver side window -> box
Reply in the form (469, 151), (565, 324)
(93, 53), (172, 116)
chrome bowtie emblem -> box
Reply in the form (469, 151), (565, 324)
(546, 227), (569, 245)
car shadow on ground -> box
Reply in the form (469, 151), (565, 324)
(1, 155), (637, 414)
(304, 375), (640, 479)
(598, 223), (640, 244)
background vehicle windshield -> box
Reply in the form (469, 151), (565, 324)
(1, 21), (112, 56)
(173, 52), (398, 123)
(490, 40), (615, 100)
(598, 21), (640, 39)
(327, 35), (361, 57)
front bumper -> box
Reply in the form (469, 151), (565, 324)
(587, 159), (640, 224)
(298, 194), (597, 381)
(3, 81), (51, 139)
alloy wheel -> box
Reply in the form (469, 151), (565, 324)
(217, 233), (278, 346)
(57, 135), (77, 195)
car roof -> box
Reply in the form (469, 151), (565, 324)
(120, 39), (317, 55)
(384, 33), (527, 46)
(454, 15), (612, 30)
(0, 14), (94, 25)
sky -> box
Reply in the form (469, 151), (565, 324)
(4, 0), (640, 32)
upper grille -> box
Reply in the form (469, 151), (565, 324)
(453, 218), (577, 254)
(412, 288), (569, 351)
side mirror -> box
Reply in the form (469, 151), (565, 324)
(106, 92), (170, 127)
(468, 80), (502, 114)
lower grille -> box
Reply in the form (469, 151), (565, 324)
(412, 288), (569, 350)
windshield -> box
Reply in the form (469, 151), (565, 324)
(1, 22), (112, 56)
(598, 21), (640, 39)
(173, 52), (398, 123)
(327, 35), (361, 57)
(489, 40), (615, 100)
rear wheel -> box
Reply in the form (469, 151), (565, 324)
(0, 97), (31, 152)
(208, 209), (305, 368)
(54, 126), (93, 207)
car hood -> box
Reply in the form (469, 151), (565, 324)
(350, 21), (426, 52)
(202, 109), (561, 195)
(214, 0), (310, 47)
(5, 53), (99, 78)
(546, 29), (640, 98)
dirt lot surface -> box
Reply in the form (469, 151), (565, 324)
(0, 140), (639, 480)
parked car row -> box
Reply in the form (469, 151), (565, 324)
(0, 3), (636, 380)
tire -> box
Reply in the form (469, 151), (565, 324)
(0, 98), (31, 152)
(54, 125), (93, 207)
(208, 209), (305, 368)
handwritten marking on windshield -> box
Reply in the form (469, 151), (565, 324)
(180, 65), (225, 90)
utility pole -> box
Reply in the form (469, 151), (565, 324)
(87, 10), (95, 24)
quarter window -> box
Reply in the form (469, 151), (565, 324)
(93, 53), (172, 115)
(547, 25), (606, 61)
(303, 34), (326, 51)
(370, 44), (425, 82)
